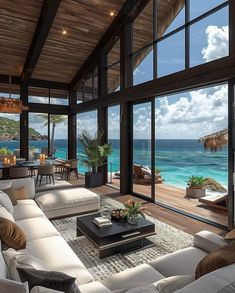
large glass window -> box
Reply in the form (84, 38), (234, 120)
(157, 30), (185, 77)
(28, 87), (49, 104)
(133, 47), (153, 86)
(132, 102), (152, 198)
(107, 105), (120, 189)
(155, 83), (228, 227)
(189, 0), (227, 20)
(107, 39), (120, 94)
(0, 84), (20, 155)
(28, 113), (48, 160)
(190, 6), (228, 67)
(77, 110), (98, 174)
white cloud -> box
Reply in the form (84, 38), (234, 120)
(202, 25), (228, 62)
(156, 85), (228, 139)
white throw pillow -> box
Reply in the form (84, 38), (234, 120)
(154, 275), (195, 293)
(0, 277), (29, 293)
(2, 249), (47, 282)
(30, 286), (63, 293)
(0, 180), (12, 191)
(0, 206), (15, 222)
(0, 190), (13, 214)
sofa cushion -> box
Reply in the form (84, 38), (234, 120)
(16, 217), (59, 241)
(0, 190), (14, 214)
(194, 230), (227, 253)
(0, 180), (12, 190)
(31, 286), (64, 293)
(101, 264), (164, 291)
(154, 275), (195, 293)
(78, 281), (113, 293)
(17, 268), (80, 292)
(13, 204), (45, 221)
(0, 217), (26, 250)
(195, 242), (235, 279)
(2, 248), (47, 282)
(14, 186), (29, 200)
(0, 206), (15, 222)
(35, 188), (100, 211)
(175, 264), (235, 293)
(26, 236), (93, 285)
(16, 199), (38, 206)
(150, 247), (207, 277)
(0, 277), (29, 293)
(11, 178), (35, 199)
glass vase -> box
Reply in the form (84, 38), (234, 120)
(127, 213), (140, 225)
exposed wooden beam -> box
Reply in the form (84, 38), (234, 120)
(21, 0), (61, 82)
(70, 0), (150, 91)
(0, 74), (69, 90)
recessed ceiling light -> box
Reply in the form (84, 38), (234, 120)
(110, 11), (115, 17)
(62, 29), (67, 35)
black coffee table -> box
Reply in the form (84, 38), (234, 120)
(76, 213), (156, 258)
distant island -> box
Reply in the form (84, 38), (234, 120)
(0, 117), (47, 141)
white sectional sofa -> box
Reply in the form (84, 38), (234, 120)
(0, 178), (235, 293)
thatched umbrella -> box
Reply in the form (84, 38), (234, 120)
(199, 128), (228, 151)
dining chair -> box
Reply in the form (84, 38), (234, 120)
(9, 167), (29, 179)
(36, 164), (55, 186)
(63, 159), (79, 181)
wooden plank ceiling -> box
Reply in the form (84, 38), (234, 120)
(32, 0), (125, 83)
(0, 0), (183, 91)
(0, 0), (43, 77)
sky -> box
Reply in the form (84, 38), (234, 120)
(0, 1), (229, 140)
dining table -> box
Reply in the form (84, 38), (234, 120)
(0, 159), (63, 179)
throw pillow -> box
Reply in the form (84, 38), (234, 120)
(224, 229), (235, 242)
(0, 277), (29, 293)
(0, 217), (26, 250)
(0, 190), (14, 214)
(2, 249), (47, 282)
(3, 186), (17, 205)
(17, 268), (80, 293)
(0, 206), (15, 222)
(13, 186), (29, 200)
(195, 242), (235, 279)
(154, 275), (195, 293)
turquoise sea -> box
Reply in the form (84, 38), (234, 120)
(0, 139), (228, 189)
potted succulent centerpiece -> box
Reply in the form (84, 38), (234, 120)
(186, 176), (206, 198)
(124, 198), (145, 225)
(79, 131), (112, 188)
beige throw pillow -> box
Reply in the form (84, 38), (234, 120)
(3, 186), (17, 205)
(13, 186), (29, 200)
(154, 275), (195, 293)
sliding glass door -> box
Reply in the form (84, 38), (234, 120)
(132, 101), (153, 198)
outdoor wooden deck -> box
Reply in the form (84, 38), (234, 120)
(111, 179), (228, 227)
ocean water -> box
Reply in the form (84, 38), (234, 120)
(0, 139), (228, 189)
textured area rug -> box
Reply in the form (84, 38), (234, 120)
(52, 197), (193, 281)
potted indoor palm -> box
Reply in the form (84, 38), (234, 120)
(186, 175), (206, 198)
(79, 131), (113, 188)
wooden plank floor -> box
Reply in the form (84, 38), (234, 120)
(68, 177), (226, 236)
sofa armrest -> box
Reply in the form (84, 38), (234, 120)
(193, 230), (227, 253)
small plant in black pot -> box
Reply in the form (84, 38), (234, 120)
(79, 130), (113, 188)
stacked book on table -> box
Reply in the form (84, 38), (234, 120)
(93, 217), (112, 228)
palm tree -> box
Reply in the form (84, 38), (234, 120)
(37, 114), (66, 155)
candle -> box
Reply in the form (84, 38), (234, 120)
(7, 159), (10, 165)
(13, 155), (16, 165)
(39, 154), (42, 164)
(42, 154), (45, 163)
(4, 158), (7, 164)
